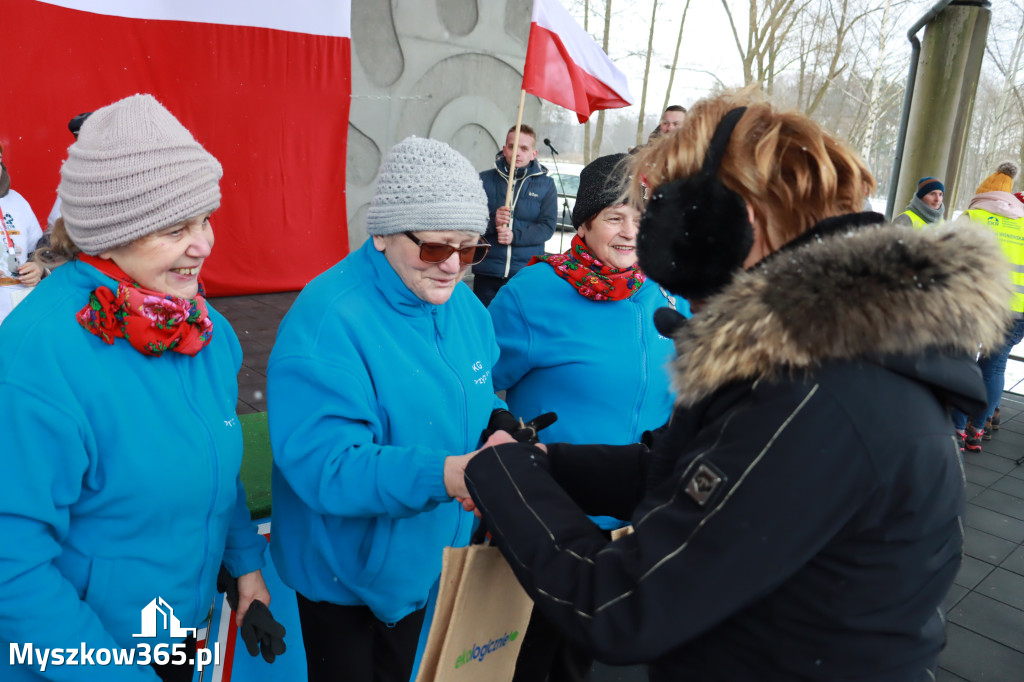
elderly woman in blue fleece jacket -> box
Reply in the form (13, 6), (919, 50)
(0, 94), (268, 682)
(487, 153), (687, 682)
(268, 136), (505, 682)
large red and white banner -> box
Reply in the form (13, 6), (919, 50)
(522, 0), (633, 124)
(3, 0), (351, 295)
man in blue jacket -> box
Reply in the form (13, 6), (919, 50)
(268, 136), (505, 682)
(472, 124), (557, 306)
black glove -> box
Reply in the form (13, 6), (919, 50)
(480, 409), (558, 445)
(216, 564), (239, 612)
(480, 408), (520, 443)
(218, 564), (287, 663)
(240, 600), (287, 664)
(653, 306), (687, 338)
(511, 412), (557, 444)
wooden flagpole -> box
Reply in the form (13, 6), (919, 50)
(504, 89), (528, 208)
(498, 88), (529, 278)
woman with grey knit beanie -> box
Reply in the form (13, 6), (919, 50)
(0, 94), (277, 682)
(267, 136), (510, 682)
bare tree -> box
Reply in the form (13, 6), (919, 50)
(800, 0), (877, 116)
(663, 0), (693, 113)
(576, 0), (615, 162)
(720, 0), (811, 92)
(582, 0), (592, 163)
(859, 0), (895, 163)
(635, 1), (661, 147)
(985, 7), (1024, 166)
(589, 0), (614, 161)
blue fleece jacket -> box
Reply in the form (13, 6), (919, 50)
(473, 154), (557, 279)
(268, 239), (502, 624)
(489, 263), (686, 446)
(0, 260), (265, 681)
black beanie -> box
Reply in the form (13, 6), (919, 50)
(572, 153), (627, 228)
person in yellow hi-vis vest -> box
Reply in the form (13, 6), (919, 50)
(953, 161), (1024, 452)
(893, 176), (945, 228)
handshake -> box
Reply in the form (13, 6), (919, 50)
(443, 409), (557, 506)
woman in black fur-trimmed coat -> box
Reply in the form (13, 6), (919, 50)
(459, 92), (1014, 682)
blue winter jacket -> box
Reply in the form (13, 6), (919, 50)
(268, 239), (503, 623)
(489, 263), (687, 446)
(0, 260), (266, 681)
(473, 154), (557, 279)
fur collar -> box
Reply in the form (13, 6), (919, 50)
(671, 219), (1014, 407)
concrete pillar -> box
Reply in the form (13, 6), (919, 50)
(895, 3), (989, 217)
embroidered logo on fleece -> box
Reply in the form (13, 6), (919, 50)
(471, 360), (491, 386)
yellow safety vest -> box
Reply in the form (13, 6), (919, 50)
(966, 208), (1024, 313)
(898, 209), (927, 229)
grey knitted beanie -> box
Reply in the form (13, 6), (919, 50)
(58, 94), (223, 255)
(366, 136), (487, 236)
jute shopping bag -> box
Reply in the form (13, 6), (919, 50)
(415, 544), (533, 682)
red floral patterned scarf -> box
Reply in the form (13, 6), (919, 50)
(76, 253), (213, 357)
(530, 234), (645, 301)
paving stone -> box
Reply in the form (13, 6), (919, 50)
(944, 583), (969, 612)
(964, 504), (1024, 543)
(939, 623), (1024, 681)
(972, 489), (1024, 522)
(954, 555), (996, 590)
(935, 667), (967, 681)
(1001, 545), (1024, 577)
(964, 451), (1016, 474)
(964, 463), (1004, 487)
(948, 592), (1024, 654)
(975, 567), (1024, 611)
(963, 481), (984, 500)
(963, 528), (1018, 565)
(992, 475), (1024, 499)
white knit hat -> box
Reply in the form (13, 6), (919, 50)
(366, 136), (487, 236)
(58, 94), (223, 254)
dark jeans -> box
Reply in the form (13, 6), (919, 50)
(473, 273), (512, 307)
(953, 317), (1024, 430)
(296, 593), (425, 682)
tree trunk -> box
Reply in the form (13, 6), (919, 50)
(859, 0), (893, 164)
(987, 10), (1024, 165)
(583, 0), (592, 163)
(663, 0), (692, 113)
(636, 1), (660, 147)
(590, 0), (614, 159)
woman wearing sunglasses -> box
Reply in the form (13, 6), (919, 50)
(268, 136), (505, 682)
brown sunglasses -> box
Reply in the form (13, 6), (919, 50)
(404, 232), (491, 265)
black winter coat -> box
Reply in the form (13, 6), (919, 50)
(465, 217), (1013, 681)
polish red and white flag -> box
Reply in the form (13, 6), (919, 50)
(3, 0), (351, 295)
(522, 0), (634, 123)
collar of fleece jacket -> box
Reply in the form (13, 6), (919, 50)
(669, 216), (1014, 408)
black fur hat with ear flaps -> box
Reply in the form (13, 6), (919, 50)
(636, 107), (754, 302)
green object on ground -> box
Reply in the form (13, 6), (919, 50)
(239, 412), (273, 520)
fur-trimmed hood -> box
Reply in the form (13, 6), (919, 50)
(671, 218), (1014, 407)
